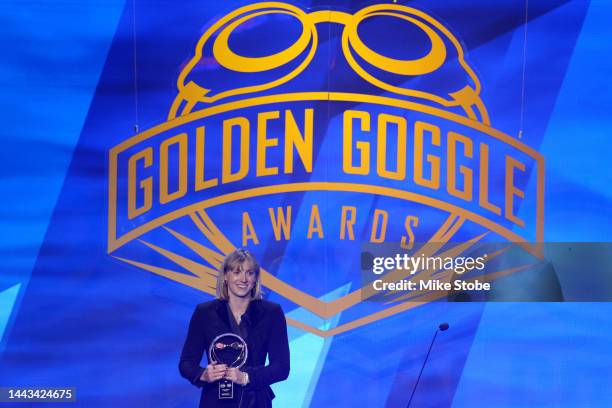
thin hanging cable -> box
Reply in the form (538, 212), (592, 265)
(132, 0), (140, 134)
(518, 0), (529, 138)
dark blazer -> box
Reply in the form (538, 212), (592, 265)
(179, 299), (290, 407)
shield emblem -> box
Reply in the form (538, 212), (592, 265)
(108, 2), (544, 337)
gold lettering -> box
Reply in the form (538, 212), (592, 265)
(340, 206), (357, 240)
(284, 109), (313, 174)
(127, 147), (153, 219)
(268, 206), (292, 241)
(159, 133), (188, 204)
(222, 117), (250, 184)
(257, 111), (280, 176)
(370, 209), (388, 243)
(195, 126), (218, 191)
(307, 204), (324, 239)
(447, 131), (473, 201)
(505, 156), (526, 227)
(242, 212), (260, 246)
(343, 110), (370, 175)
(400, 215), (419, 250)
(414, 121), (440, 189)
(377, 113), (407, 180)
(478, 143), (501, 215)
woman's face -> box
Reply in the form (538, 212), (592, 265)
(225, 260), (257, 299)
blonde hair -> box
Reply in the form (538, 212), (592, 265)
(216, 248), (262, 300)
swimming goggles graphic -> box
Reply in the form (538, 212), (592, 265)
(170, 2), (488, 125)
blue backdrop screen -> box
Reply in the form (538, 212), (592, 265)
(1, 1), (611, 407)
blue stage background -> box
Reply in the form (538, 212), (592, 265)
(1, 1), (611, 407)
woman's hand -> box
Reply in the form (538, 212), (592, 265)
(200, 363), (227, 383)
(224, 367), (248, 385)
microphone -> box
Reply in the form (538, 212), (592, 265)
(406, 323), (450, 408)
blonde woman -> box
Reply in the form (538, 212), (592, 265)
(179, 249), (290, 407)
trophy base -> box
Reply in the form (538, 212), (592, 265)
(218, 379), (234, 399)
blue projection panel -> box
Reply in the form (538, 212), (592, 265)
(1, 1), (611, 407)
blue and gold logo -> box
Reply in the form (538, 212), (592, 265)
(108, 2), (544, 336)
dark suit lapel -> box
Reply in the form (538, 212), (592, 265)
(243, 299), (261, 331)
(243, 301), (265, 360)
(214, 299), (231, 331)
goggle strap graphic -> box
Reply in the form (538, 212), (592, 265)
(450, 86), (491, 125)
(168, 81), (206, 120)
